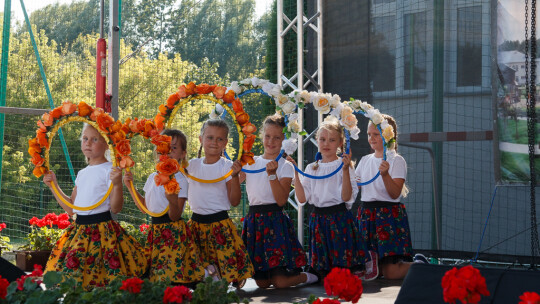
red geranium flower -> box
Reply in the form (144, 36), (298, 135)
(0, 223), (6, 232)
(441, 265), (490, 304)
(0, 276), (8, 299)
(519, 292), (540, 304)
(324, 267), (363, 303)
(163, 285), (192, 303)
(312, 299), (341, 304)
(119, 277), (144, 294)
(140, 223), (150, 233)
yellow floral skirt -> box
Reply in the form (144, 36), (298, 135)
(45, 219), (147, 289)
(188, 216), (254, 283)
(145, 220), (205, 283)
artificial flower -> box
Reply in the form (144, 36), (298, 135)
(240, 151), (255, 166)
(164, 179), (180, 194)
(236, 112), (250, 125)
(341, 114), (358, 130)
(213, 86), (227, 98)
(223, 90), (236, 104)
(78, 101), (93, 117)
(61, 101), (77, 115)
(242, 123), (257, 135)
(156, 157), (180, 176)
(119, 156), (134, 168)
(382, 126), (395, 142)
(50, 107), (63, 119)
(184, 82), (197, 95)
(312, 95), (331, 114)
(280, 101), (297, 115)
(228, 81), (242, 94)
(282, 138), (298, 155)
(196, 83), (216, 95)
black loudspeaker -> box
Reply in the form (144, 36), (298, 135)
(395, 263), (540, 304)
(0, 257), (25, 282)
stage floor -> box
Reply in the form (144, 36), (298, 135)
(236, 278), (402, 304)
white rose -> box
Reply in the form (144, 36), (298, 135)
(380, 120), (390, 130)
(282, 138), (298, 155)
(240, 78), (251, 85)
(329, 93), (341, 107)
(329, 103), (344, 118)
(276, 95), (289, 107)
(341, 105), (353, 118)
(350, 99), (363, 111)
(228, 81), (241, 94)
(312, 94), (331, 114)
(360, 101), (373, 112)
(371, 112), (383, 125)
(382, 125), (395, 142)
(299, 90), (311, 104)
(281, 101), (297, 115)
(341, 114), (358, 130)
(263, 83), (282, 97)
(251, 77), (260, 87)
(209, 111), (219, 119)
(288, 120), (302, 133)
(350, 127), (360, 140)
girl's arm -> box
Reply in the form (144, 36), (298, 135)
(341, 153), (353, 202)
(227, 160), (242, 207)
(123, 170), (147, 214)
(109, 167), (124, 214)
(43, 171), (74, 215)
(286, 156), (307, 204)
(165, 193), (185, 221)
(379, 160), (405, 199)
(266, 161), (292, 207)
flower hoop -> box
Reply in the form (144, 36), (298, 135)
(155, 82), (256, 183)
(120, 117), (178, 217)
(28, 101), (124, 211)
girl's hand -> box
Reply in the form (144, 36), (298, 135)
(231, 160), (242, 177)
(342, 152), (351, 169)
(43, 171), (57, 187)
(110, 167), (123, 185)
(286, 156), (297, 167)
(123, 170), (134, 185)
(379, 160), (390, 176)
(266, 160), (278, 175)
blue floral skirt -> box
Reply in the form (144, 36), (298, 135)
(308, 204), (367, 272)
(241, 204), (307, 276)
(357, 202), (413, 262)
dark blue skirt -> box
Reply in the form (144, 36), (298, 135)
(357, 202), (413, 261)
(308, 204), (367, 272)
(241, 204), (307, 274)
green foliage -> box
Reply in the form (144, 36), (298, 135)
(191, 277), (248, 304)
(22, 226), (64, 251)
(119, 221), (148, 246)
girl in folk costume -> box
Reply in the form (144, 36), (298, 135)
(355, 114), (426, 280)
(186, 119), (254, 287)
(241, 114), (317, 288)
(43, 123), (147, 289)
(289, 116), (367, 279)
(123, 129), (205, 284)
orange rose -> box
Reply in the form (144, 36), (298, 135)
(236, 112), (250, 125)
(232, 98), (244, 113)
(177, 86), (187, 99)
(159, 104), (169, 115)
(242, 123), (256, 135)
(142, 120), (157, 138)
(37, 120), (47, 131)
(41, 113), (54, 127)
(164, 179), (180, 194)
(240, 151), (255, 166)
(31, 154), (44, 166)
(33, 166), (47, 178)
(110, 121), (123, 133)
(151, 134), (171, 146)
(78, 101), (93, 117)
(243, 134), (255, 152)
(154, 114), (165, 131)
(196, 83), (216, 95)
(61, 101), (77, 115)
(90, 107), (105, 121)
(156, 157), (180, 176)
(119, 156), (134, 168)
(154, 173), (170, 186)
(146, 128), (159, 138)
(185, 82), (197, 95)
(36, 130), (49, 148)
(156, 141), (170, 155)
(166, 93), (179, 109)
(121, 121), (131, 135)
(127, 118), (139, 133)
(213, 86), (227, 99)
(223, 90), (236, 104)
(51, 107), (63, 119)
(96, 113), (114, 131)
(115, 139), (131, 156)
(28, 138), (41, 155)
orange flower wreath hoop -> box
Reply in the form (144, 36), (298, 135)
(154, 82), (256, 184)
(28, 101), (129, 211)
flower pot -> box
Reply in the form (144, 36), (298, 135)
(15, 250), (51, 272)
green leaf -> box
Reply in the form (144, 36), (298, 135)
(43, 271), (63, 286)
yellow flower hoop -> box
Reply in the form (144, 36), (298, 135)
(154, 82), (256, 184)
(28, 102), (120, 211)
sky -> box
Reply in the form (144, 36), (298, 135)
(7, 0), (272, 22)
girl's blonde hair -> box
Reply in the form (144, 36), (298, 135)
(368, 114), (409, 197)
(80, 123), (111, 163)
(313, 116), (348, 170)
(198, 119), (230, 158)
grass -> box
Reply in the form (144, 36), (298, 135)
(498, 119), (540, 144)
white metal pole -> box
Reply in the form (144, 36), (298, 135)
(277, 0), (283, 87)
(297, 0), (304, 245)
(317, 0), (323, 125)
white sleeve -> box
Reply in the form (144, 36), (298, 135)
(143, 173), (155, 193)
(345, 166), (359, 207)
(390, 156), (407, 180)
(279, 161), (295, 179)
(177, 175), (189, 198)
(294, 164), (313, 206)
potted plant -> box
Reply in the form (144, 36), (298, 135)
(15, 213), (71, 271)
(0, 223), (12, 255)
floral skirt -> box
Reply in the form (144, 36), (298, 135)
(357, 203), (413, 261)
(241, 207), (307, 275)
(308, 208), (367, 272)
(45, 220), (147, 289)
(188, 215), (254, 283)
(145, 220), (205, 283)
